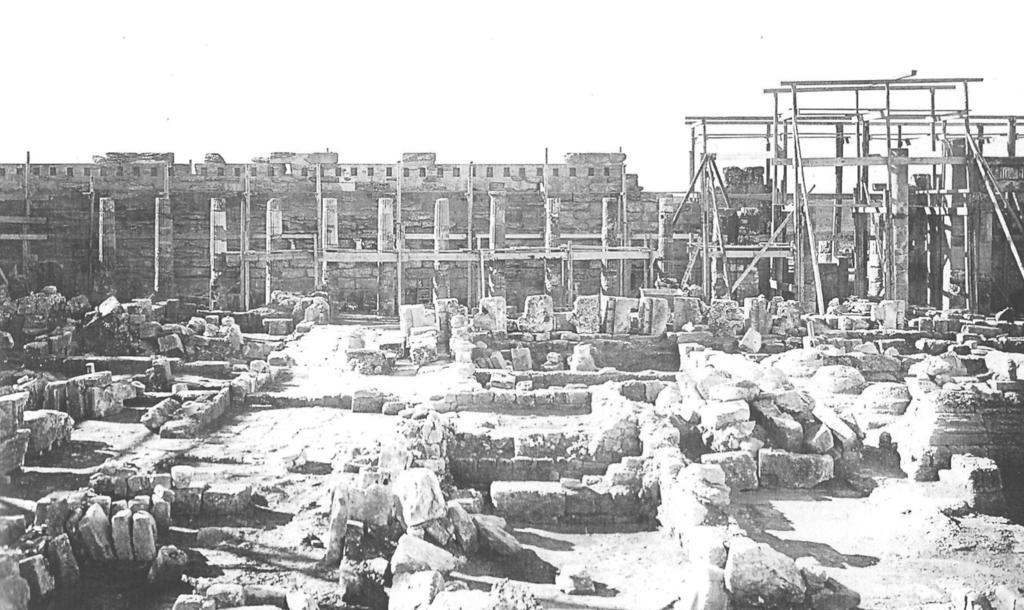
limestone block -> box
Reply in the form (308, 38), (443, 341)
(390, 571), (444, 610)
(724, 536), (806, 608)
(45, 534), (79, 587)
(758, 449), (833, 488)
(471, 514), (523, 556)
(111, 509), (134, 561)
(21, 410), (73, 456)
(571, 295), (602, 334)
(519, 295), (554, 333)
(390, 534), (460, 575)
(79, 503), (115, 562)
(18, 554), (55, 600)
(202, 483), (252, 515)
(700, 451), (758, 491)
(395, 468), (446, 527)
(131, 511), (158, 561)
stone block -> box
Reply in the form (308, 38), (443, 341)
(45, 534), (79, 587)
(132, 511), (158, 561)
(490, 481), (565, 523)
(18, 554), (55, 600)
(21, 410), (73, 456)
(519, 295), (554, 333)
(724, 536), (806, 608)
(352, 389), (384, 413)
(394, 468), (446, 527)
(700, 451), (758, 491)
(390, 534), (460, 575)
(571, 295), (601, 334)
(111, 509), (135, 561)
(202, 483), (252, 515)
(758, 449), (833, 488)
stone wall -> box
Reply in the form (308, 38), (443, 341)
(0, 151), (683, 312)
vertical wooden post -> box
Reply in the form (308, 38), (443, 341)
(241, 166), (252, 309)
(854, 118), (870, 296)
(433, 197), (450, 302)
(619, 160), (630, 295)
(315, 163), (324, 288)
(771, 95), (780, 286)
(566, 241), (575, 305)
(156, 194), (173, 298)
(377, 197), (396, 315)
(154, 164), (165, 294)
(487, 191), (507, 298)
(265, 198), (281, 305)
(831, 123), (844, 259)
(601, 196), (619, 296)
(467, 162), (475, 305)
(889, 149), (910, 302)
(657, 196), (673, 283)
(1009, 118), (1018, 157)
(209, 198), (227, 308)
(396, 161), (404, 309)
(544, 196), (562, 306)
(22, 151), (31, 272)
(99, 197), (116, 265)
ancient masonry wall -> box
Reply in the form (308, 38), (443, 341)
(0, 152), (684, 312)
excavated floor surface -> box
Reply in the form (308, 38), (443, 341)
(6, 324), (1024, 609)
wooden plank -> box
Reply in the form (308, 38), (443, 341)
(321, 248), (654, 264)
(0, 233), (46, 241)
(0, 216), (46, 224)
(772, 156), (968, 167)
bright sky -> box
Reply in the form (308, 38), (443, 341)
(3, 0), (1021, 191)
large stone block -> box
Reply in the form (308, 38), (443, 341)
(390, 534), (460, 575)
(490, 481), (566, 523)
(724, 536), (806, 608)
(473, 297), (507, 333)
(201, 483), (252, 515)
(394, 468), (446, 527)
(700, 451), (758, 491)
(79, 503), (115, 561)
(0, 391), (28, 438)
(21, 410), (73, 456)
(758, 449), (833, 488)
(519, 295), (554, 333)
(571, 295), (602, 334)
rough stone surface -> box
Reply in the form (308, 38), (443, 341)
(394, 468), (446, 527)
(724, 536), (806, 608)
(758, 449), (834, 488)
(700, 451), (758, 491)
(390, 534), (460, 575)
(389, 570), (444, 610)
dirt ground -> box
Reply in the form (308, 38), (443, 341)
(6, 324), (1024, 609)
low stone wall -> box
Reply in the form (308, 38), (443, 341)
(473, 368), (676, 389)
(442, 388), (591, 414)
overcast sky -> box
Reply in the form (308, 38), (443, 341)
(3, 0), (1021, 191)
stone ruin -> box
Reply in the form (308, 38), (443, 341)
(3, 284), (1024, 610)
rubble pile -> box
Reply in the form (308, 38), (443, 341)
(0, 457), (262, 608)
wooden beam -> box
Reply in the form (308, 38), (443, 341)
(0, 216), (45, 225)
(772, 156), (968, 167)
(0, 234), (46, 241)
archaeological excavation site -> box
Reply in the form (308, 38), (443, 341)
(6, 74), (1024, 610)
